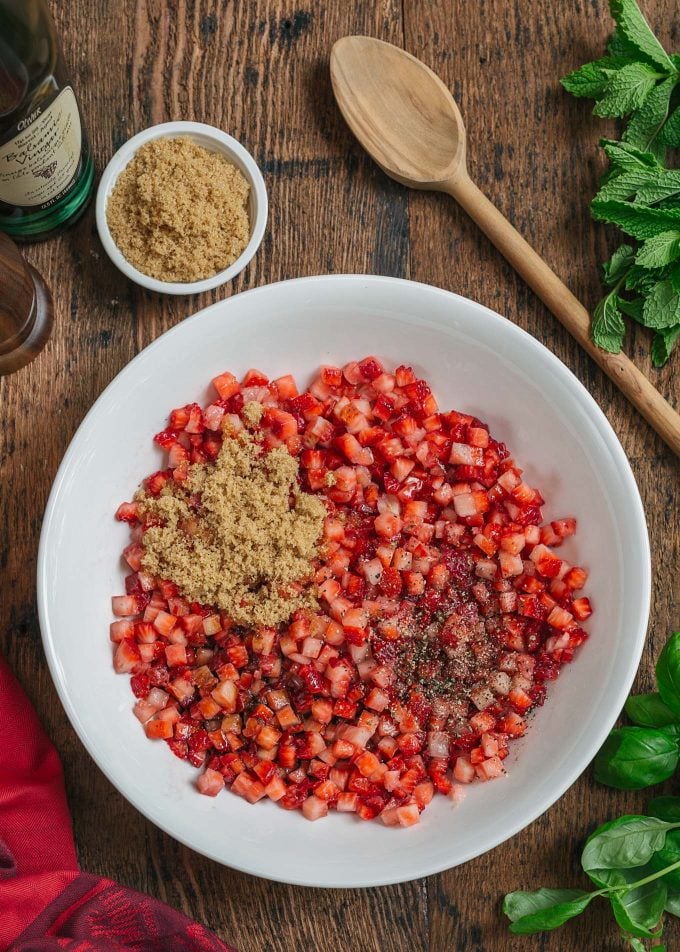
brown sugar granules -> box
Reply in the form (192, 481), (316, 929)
(138, 431), (326, 627)
(106, 136), (250, 282)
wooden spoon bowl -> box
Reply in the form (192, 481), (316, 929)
(331, 35), (680, 456)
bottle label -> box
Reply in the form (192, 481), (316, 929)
(0, 86), (82, 209)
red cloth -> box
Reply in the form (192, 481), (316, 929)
(0, 654), (235, 952)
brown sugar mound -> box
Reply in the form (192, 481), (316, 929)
(138, 431), (326, 627)
(106, 136), (250, 282)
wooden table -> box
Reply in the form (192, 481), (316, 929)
(2, 1), (678, 949)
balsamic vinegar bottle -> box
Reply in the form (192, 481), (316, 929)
(0, 0), (94, 240)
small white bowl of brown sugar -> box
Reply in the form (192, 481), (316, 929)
(96, 121), (267, 295)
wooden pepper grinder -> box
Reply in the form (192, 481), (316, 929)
(0, 232), (53, 375)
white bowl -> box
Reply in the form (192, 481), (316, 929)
(95, 121), (268, 295)
(38, 275), (650, 887)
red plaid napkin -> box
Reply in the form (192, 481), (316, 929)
(0, 653), (236, 951)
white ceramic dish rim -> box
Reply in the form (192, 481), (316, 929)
(38, 275), (651, 887)
(95, 121), (268, 295)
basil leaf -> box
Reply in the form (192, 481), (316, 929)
(649, 798), (680, 823)
(626, 693), (680, 728)
(665, 888), (680, 916)
(582, 815), (676, 870)
(503, 888), (595, 935)
(650, 830), (680, 889)
(593, 727), (679, 790)
(587, 859), (653, 890)
(611, 880), (667, 938)
(656, 632), (680, 716)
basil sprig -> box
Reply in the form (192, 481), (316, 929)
(504, 631), (680, 947)
(593, 632), (680, 790)
(504, 808), (680, 946)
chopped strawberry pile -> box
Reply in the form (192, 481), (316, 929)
(111, 358), (592, 826)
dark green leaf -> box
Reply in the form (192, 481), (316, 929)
(649, 797), (680, 823)
(625, 76), (677, 154)
(582, 815), (677, 870)
(561, 57), (633, 98)
(609, 0), (675, 71)
(625, 263), (665, 293)
(650, 830), (680, 889)
(503, 888), (595, 935)
(609, 26), (644, 60)
(592, 290), (626, 352)
(591, 200), (680, 239)
(619, 296), (646, 321)
(651, 325), (680, 365)
(660, 104), (680, 147)
(594, 63), (661, 118)
(626, 693), (680, 728)
(665, 888), (680, 915)
(593, 727), (679, 790)
(603, 244), (636, 284)
(611, 880), (667, 938)
(636, 232), (680, 269)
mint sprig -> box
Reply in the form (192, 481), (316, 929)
(562, 0), (680, 365)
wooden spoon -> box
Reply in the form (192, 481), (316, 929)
(331, 35), (680, 457)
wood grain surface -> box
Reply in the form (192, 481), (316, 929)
(1, 1), (678, 950)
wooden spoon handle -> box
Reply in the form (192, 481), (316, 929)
(446, 173), (680, 457)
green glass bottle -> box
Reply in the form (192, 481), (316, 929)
(0, 0), (94, 240)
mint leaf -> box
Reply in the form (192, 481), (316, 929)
(643, 274), (680, 328)
(561, 57), (633, 98)
(596, 168), (663, 202)
(626, 263), (665, 293)
(624, 76), (677, 155)
(609, 0), (676, 72)
(591, 200), (680, 238)
(636, 232), (680, 268)
(602, 138), (662, 171)
(651, 325), (680, 365)
(619, 296), (646, 321)
(660, 104), (680, 147)
(636, 171), (680, 204)
(603, 244), (636, 284)
(592, 290), (626, 351)
(594, 62), (661, 117)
